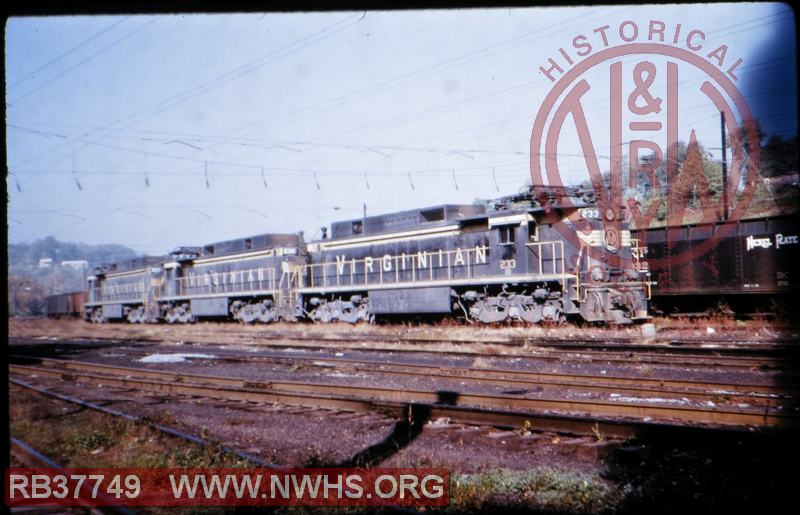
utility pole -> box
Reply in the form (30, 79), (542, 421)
(720, 111), (729, 221)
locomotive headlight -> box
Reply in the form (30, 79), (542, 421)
(590, 267), (605, 282)
(603, 227), (619, 252)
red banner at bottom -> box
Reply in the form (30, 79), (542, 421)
(6, 467), (449, 507)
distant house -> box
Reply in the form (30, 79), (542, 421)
(38, 258), (53, 268)
(61, 260), (88, 271)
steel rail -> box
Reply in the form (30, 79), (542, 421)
(18, 354), (796, 409)
(10, 362), (799, 431)
(44, 348), (792, 396)
(249, 339), (790, 369)
(208, 328), (800, 352)
(1, 369), (713, 440)
(9, 436), (137, 515)
(10, 378), (275, 468)
(10, 334), (795, 369)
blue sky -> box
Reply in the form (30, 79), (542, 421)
(6, 4), (796, 255)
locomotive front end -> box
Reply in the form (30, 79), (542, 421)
(569, 205), (650, 324)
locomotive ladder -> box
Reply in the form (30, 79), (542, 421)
(276, 266), (301, 318)
(143, 280), (159, 322)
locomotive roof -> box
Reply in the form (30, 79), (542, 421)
(490, 184), (597, 212)
(198, 232), (301, 258)
(93, 255), (163, 275)
(328, 204), (486, 240)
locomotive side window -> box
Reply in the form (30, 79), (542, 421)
(528, 221), (538, 241)
(421, 207), (445, 222)
(498, 225), (516, 245)
(244, 238), (252, 250)
(352, 221), (363, 235)
(460, 218), (489, 233)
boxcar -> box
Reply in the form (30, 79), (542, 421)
(45, 291), (87, 318)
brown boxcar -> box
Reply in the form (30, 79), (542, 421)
(45, 291), (87, 318)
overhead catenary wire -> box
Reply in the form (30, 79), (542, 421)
(9, 17), (158, 106)
(15, 101), (792, 186)
(8, 16), (129, 90)
(7, 10), (792, 221)
(9, 6), (620, 185)
(12, 13), (366, 172)
(13, 9), (790, 191)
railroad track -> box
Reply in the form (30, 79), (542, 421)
(226, 342), (791, 370)
(10, 377), (273, 468)
(12, 331), (798, 355)
(9, 358), (800, 438)
(21, 349), (791, 408)
(10, 335), (797, 371)
(243, 330), (798, 354)
(11, 436), (63, 468)
(98, 341), (797, 373)
(9, 436), (136, 515)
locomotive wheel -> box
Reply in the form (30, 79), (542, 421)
(236, 303), (259, 324)
(520, 304), (543, 324)
(478, 305), (509, 323)
(257, 306), (277, 324)
(166, 304), (193, 324)
(127, 307), (145, 324)
(90, 308), (105, 324)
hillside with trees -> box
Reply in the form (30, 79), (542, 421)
(7, 237), (139, 316)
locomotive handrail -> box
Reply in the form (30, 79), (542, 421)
(92, 282), (146, 303)
(524, 240), (566, 291)
(174, 266), (276, 297)
(629, 238), (652, 300)
(300, 246), (489, 290)
(90, 267), (279, 303)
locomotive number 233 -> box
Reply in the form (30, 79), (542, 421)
(500, 259), (517, 270)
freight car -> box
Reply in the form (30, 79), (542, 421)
(633, 214), (799, 315)
(82, 186), (650, 325)
(45, 291), (87, 318)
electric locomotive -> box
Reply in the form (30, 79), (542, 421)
(85, 256), (164, 323)
(84, 233), (305, 323)
(83, 187), (649, 325)
(297, 186), (649, 324)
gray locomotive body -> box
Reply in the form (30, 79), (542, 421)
(85, 256), (164, 323)
(299, 197), (649, 324)
(158, 233), (305, 324)
(83, 188), (649, 325)
(84, 234), (305, 323)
